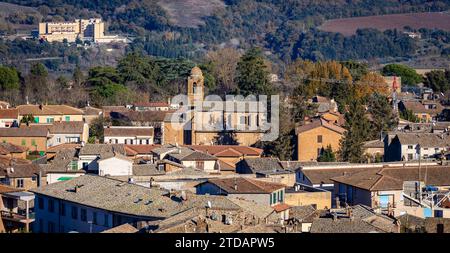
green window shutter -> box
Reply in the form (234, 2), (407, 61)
(34, 117), (39, 123)
(21, 139), (26, 146)
(65, 116), (70, 121)
(31, 139), (36, 146)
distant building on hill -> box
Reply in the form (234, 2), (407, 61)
(38, 18), (129, 43)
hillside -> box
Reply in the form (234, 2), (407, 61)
(318, 12), (450, 36)
(1, 0), (450, 65)
(158, 0), (225, 28)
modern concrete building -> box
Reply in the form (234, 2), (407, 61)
(38, 18), (128, 43)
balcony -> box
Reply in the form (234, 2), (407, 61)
(1, 210), (35, 223)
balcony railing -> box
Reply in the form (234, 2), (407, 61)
(1, 210), (35, 223)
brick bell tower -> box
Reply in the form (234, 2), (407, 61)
(187, 66), (204, 107)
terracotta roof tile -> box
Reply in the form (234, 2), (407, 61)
(0, 109), (18, 119)
(296, 118), (346, 135)
(202, 177), (285, 194)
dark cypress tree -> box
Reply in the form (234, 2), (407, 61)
(367, 93), (398, 140)
(318, 145), (337, 162)
(235, 47), (272, 96)
(339, 100), (371, 163)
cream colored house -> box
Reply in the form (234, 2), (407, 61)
(17, 105), (84, 124)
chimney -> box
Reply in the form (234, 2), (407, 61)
(39, 104), (43, 110)
(149, 177), (154, 188)
(181, 190), (187, 201)
(332, 212), (337, 221)
(234, 178), (238, 191)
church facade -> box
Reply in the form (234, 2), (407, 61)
(163, 67), (269, 146)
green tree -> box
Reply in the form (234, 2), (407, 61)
(339, 100), (371, 163)
(86, 66), (128, 105)
(318, 145), (336, 162)
(117, 52), (160, 91)
(400, 109), (419, 123)
(423, 70), (450, 93)
(20, 114), (35, 126)
(214, 131), (239, 145)
(255, 100), (296, 160)
(0, 65), (20, 90)
(235, 47), (272, 96)
(89, 117), (106, 143)
(25, 63), (49, 103)
(367, 93), (398, 139)
(381, 64), (423, 86)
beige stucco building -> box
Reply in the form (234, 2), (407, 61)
(296, 118), (345, 161)
(163, 67), (267, 146)
(38, 18), (128, 43)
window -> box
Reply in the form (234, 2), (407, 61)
(60, 203), (66, 216)
(71, 206), (78, 220)
(196, 161), (205, 170)
(70, 161), (78, 171)
(16, 179), (24, 188)
(46, 118), (54, 123)
(408, 145), (414, 149)
(48, 221), (55, 233)
(38, 197), (44, 209)
(65, 116), (70, 122)
(56, 137), (61, 143)
(39, 219), (43, 232)
(247, 115), (251, 126)
(424, 148), (429, 151)
(317, 135), (323, 143)
(435, 148), (440, 151)
(408, 154), (413, 160)
(435, 210), (443, 218)
(104, 214), (109, 227)
(31, 139), (36, 146)
(31, 176), (37, 181)
(21, 139), (26, 146)
(280, 190), (284, 202)
(271, 192), (277, 205)
(81, 209), (87, 222)
(48, 199), (54, 213)
(240, 116), (246, 125)
(93, 212), (98, 225)
(158, 164), (164, 171)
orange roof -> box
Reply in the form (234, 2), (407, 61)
(218, 160), (236, 171)
(0, 108), (18, 119)
(188, 145), (263, 157)
(46, 143), (81, 153)
(296, 118), (346, 135)
(0, 184), (23, 194)
(272, 203), (291, 212)
(134, 102), (169, 108)
(125, 145), (160, 154)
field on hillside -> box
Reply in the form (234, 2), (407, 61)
(318, 12), (450, 36)
(0, 2), (41, 32)
(158, 0), (225, 28)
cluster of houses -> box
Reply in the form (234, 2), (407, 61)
(1, 67), (450, 233)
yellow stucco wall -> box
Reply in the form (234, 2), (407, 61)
(0, 137), (47, 153)
(285, 191), (332, 209)
(297, 126), (343, 161)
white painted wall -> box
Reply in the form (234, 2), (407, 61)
(104, 136), (153, 145)
(98, 157), (133, 177)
